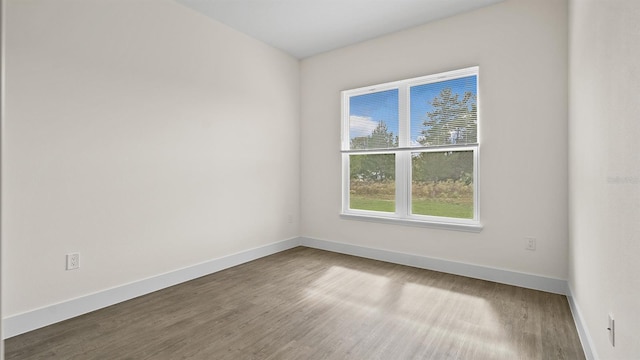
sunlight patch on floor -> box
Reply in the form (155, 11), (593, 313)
(304, 265), (516, 358)
(303, 265), (390, 308)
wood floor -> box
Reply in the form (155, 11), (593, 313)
(6, 247), (585, 359)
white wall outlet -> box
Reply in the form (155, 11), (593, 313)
(608, 313), (615, 347)
(525, 237), (536, 251)
(66, 253), (80, 270)
(287, 214), (293, 224)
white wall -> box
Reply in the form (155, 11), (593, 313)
(300, 0), (569, 279)
(1, 0), (5, 354)
(568, 0), (640, 358)
(3, 0), (300, 317)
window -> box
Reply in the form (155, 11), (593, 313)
(341, 67), (481, 231)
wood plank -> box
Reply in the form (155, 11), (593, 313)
(5, 247), (585, 359)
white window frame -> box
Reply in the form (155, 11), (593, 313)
(340, 67), (482, 232)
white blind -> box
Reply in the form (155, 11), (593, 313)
(343, 69), (478, 151)
(347, 89), (399, 150)
(409, 75), (477, 147)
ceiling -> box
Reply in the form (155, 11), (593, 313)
(175, 0), (504, 59)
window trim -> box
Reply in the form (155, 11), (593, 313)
(340, 67), (482, 231)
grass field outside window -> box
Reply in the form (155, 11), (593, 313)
(350, 180), (473, 219)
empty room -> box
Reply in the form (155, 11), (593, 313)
(2, 0), (639, 359)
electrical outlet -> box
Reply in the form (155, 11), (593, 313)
(66, 253), (80, 270)
(608, 314), (615, 346)
(525, 237), (536, 251)
(287, 214), (293, 224)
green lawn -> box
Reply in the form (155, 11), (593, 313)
(412, 200), (473, 219)
(350, 196), (472, 219)
(350, 197), (395, 212)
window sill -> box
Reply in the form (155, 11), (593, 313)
(339, 213), (483, 233)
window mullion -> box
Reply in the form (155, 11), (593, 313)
(473, 146), (479, 222)
(396, 86), (410, 217)
(342, 153), (350, 213)
(341, 92), (350, 150)
(398, 85), (409, 148)
(395, 151), (409, 218)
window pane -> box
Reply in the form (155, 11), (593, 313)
(410, 76), (477, 147)
(350, 154), (395, 212)
(411, 151), (473, 219)
(349, 89), (399, 150)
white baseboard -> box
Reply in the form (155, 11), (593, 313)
(3, 237), (301, 339)
(5, 236), (574, 343)
(300, 237), (569, 295)
(567, 285), (598, 360)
